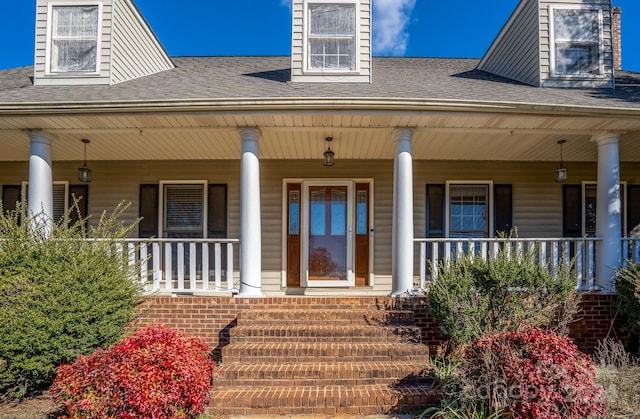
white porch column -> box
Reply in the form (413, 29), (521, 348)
(27, 131), (54, 235)
(391, 129), (415, 297)
(238, 128), (263, 297)
(593, 132), (622, 291)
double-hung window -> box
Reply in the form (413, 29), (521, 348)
(307, 2), (356, 71)
(551, 6), (603, 77)
(48, 4), (100, 73)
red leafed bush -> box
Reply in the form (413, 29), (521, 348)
(50, 325), (215, 418)
(463, 327), (605, 419)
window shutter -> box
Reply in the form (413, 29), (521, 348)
(208, 184), (227, 238)
(68, 184), (88, 227)
(563, 185), (582, 237)
(426, 184), (445, 237)
(52, 183), (67, 223)
(2, 185), (21, 215)
(139, 184), (159, 238)
(494, 184), (512, 236)
(627, 185), (640, 236)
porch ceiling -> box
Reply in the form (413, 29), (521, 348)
(0, 111), (639, 162)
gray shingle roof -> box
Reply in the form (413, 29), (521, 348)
(0, 56), (639, 110)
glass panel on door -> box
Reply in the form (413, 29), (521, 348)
(309, 186), (347, 280)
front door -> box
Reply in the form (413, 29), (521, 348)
(286, 180), (371, 287)
(307, 185), (349, 283)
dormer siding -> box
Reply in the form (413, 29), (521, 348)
(34, 0), (173, 86)
(291, 0), (372, 83)
(110, 0), (173, 85)
(478, 0), (540, 86)
(540, 0), (613, 88)
(479, 0), (614, 89)
(34, 0), (113, 86)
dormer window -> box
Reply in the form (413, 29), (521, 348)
(550, 6), (603, 77)
(307, 2), (356, 71)
(47, 4), (101, 74)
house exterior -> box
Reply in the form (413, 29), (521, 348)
(1, 0), (639, 300)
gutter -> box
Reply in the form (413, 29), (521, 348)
(0, 97), (639, 120)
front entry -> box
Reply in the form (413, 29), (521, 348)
(286, 180), (371, 287)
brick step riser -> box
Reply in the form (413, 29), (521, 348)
(229, 336), (418, 344)
(221, 354), (431, 364)
(215, 373), (432, 387)
(231, 325), (420, 334)
(229, 328), (422, 344)
(208, 387), (440, 416)
(238, 311), (415, 324)
(215, 377), (413, 387)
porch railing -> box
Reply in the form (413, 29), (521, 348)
(414, 238), (600, 292)
(622, 238), (640, 266)
(122, 238), (239, 294)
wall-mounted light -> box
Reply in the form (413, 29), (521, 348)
(78, 139), (92, 182)
(323, 136), (335, 167)
(555, 139), (567, 182)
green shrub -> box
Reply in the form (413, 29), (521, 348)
(615, 262), (640, 337)
(0, 202), (142, 398)
(427, 239), (579, 345)
(51, 325), (216, 418)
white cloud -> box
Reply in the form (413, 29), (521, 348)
(373, 0), (416, 56)
(280, 0), (291, 10)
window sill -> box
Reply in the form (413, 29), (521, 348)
(44, 71), (101, 77)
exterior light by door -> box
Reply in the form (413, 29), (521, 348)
(78, 138), (92, 182)
(323, 137), (335, 167)
(555, 139), (567, 182)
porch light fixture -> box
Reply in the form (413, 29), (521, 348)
(78, 139), (92, 182)
(323, 136), (335, 167)
(555, 139), (567, 182)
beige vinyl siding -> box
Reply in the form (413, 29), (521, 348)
(478, 0), (540, 86)
(290, 0), (372, 83)
(5, 159), (640, 293)
(540, 0), (613, 88)
(110, 0), (173, 85)
(34, 0), (113, 86)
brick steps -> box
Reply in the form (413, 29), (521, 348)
(229, 324), (421, 343)
(209, 306), (436, 415)
(214, 361), (431, 387)
(239, 309), (415, 326)
(210, 384), (439, 416)
(222, 342), (431, 363)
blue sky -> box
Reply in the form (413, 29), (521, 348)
(1, 0), (639, 72)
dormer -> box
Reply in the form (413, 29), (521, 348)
(478, 0), (615, 88)
(34, 0), (174, 86)
(290, 0), (372, 83)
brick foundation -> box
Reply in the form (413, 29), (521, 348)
(133, 292), (619, 355)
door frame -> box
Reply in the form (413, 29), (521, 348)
(281, 178), (374, 288)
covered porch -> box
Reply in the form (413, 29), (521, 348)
(2, 109), (640, 297)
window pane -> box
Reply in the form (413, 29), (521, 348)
(330, 189), (346, 236)
(164, 185), (204, 238)
(356, 190), (367, 235)
(289, 189), (300, 235)
(310, 5), (355, 36)
(310, 189), (326, 236)
(554, 9), (599, 42)
(449, 185), (488, 238)
(308, 4), (355, 70)
(51, 6), (99, 72)
(553, 8), (600, 75)
(555, 43), (598, 75)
